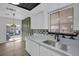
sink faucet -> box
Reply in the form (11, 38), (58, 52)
(54, 34), (60, 42)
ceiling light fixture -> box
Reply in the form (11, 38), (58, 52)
(11, 13), (16, 28)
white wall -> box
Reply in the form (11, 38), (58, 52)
(0, 16), (21, 43)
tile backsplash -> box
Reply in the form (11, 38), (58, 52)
(30, 29), (79, 40)
(31, 29), (48, 35)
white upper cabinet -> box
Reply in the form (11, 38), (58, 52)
(31, 11), (46, 29)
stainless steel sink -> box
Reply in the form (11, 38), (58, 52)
(43, 40), (68, 51)
(58, 43), (68, 51)
(43, 40), (56, 46)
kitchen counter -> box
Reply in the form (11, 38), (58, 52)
(27, 34), (71, 56)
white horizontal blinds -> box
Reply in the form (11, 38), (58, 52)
(50, 12), (59, 25)
(60, 8), (73, 33)
(50, 7), (73, 33)
(50, 12), (59, 32)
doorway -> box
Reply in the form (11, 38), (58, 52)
(6, 24), (21, 42)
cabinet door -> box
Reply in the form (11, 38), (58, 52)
(26, 39), (32, 55)
(30, 40), (39, 56)
(31, 11), (44, 29)
(26, 39), (39, 56)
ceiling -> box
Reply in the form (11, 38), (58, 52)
(10, 3), (40, 11)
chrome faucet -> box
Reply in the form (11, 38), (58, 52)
(54, 34), (60, 42)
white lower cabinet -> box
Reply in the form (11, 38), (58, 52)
(40, 46), (65, 56)
(26, 39), (68, 56)
(30, 40), (39, 56)
(26, 39), (39, 56)
(26, 39), (32, 55)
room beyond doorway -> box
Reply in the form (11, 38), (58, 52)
(6, 24), (21, 42)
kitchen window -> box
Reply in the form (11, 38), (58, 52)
(50, 12), (59, 32)
(49, 7), (74, 34)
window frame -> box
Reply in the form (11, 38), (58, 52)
(48, 4), (74, 34)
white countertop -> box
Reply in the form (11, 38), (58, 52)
(28, 34), (72, 56)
